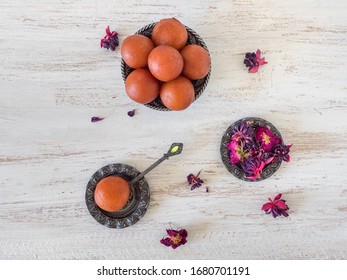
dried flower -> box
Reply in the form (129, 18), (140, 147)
(100, 26), (119, 51)
(241, 156), (265, 180)
(187, 171), (204, 190)
(127, 109), (136, 117)
(244, 49), (267, 73)
(227, 140), (251, 165)
(259, 151), (275, 165)
(206, 186), (209, 192)
(255, 126), (281, 152)
(262, 194), (289, 218)
(91, 116), (104, 122)
(273, 144), (292, 162)
(160, 228), (188, 249)
(231, 122), (254, 142)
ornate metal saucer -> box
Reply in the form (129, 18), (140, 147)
(85, 163), (150, 229)
(220, 117), (283, 182)
(85, 143), (183, 228)
(121, 22), (211, 111)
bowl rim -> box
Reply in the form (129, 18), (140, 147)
(220, 117), (283, 182)
(121, 21), (211, 111)
(85, 163), (150, 228)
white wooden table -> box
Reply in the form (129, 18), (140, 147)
(1, 0), (346, 260)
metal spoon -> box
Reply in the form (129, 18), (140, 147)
(129, 143), (184, 187)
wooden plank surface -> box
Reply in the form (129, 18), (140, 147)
(0, 0), (346, 259)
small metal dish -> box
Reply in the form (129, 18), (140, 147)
(220, 117), (283, 182)
(121, 22), (211, 111)
(85, 163), (150, 228)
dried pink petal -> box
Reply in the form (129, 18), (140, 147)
(256, 49), (268, 66)
(160, 228), (188, 249)
(100, 26), (119, 51)
(276, 200), (287, 210)
(244, 49), (267, 73)
(261, 194), (289, 218)
(261, 203), (273, 211)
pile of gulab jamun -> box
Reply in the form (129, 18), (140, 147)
(121, 18), (210, 111)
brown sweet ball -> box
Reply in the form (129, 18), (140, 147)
(125, 69), (160, 104)
(180, 44), (211, 80)
(148, 45), (184, 82)
(160, 76), (195, 111)
(151, 18), (188, 50)
(94, 176), (130, 212)
(121, 34), (154, 68)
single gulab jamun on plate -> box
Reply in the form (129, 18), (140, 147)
(85, 164), (150, 228)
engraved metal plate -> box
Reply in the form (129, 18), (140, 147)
(85, 164), (150, 228)
(220, 117), (283, 182)
(121, 22), (211, 111)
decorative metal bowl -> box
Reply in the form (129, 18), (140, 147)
(121, 22), (211, 111)
(220, 117), (283, 182)
(85, 164), (150, 228)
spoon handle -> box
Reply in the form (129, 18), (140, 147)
(130, 143), (183, 186)
(130, 154), (168, 186)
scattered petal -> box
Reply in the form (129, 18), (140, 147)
(160, 227), (188, 249)
(100, 26), (119, 51)
(206, 186), (209, 193)
(91, 116), (104, 122)
(127, 109), (136, 117)
(262, 194), (289, 218)
(187, 171), (204, 190)
(256, 49), (268, 66)
(276, 200), (287, 210)
(248, 66), (259, 73)
(244, 49), (267, 73)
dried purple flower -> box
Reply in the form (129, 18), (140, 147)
(187, 171), (204, 190)
(127, 109), (136, 117)
(262, 194), (289, 218)
(91, 116), (104, 122)
(232, 121), (254, 143)
(244, 49), (267, 73)
(272, 144), (292, 162)
(100, 26), (119, 51)
(160, 228), (188, 249)
(206, 186), (209, 193)
(240, 156), (265, 180)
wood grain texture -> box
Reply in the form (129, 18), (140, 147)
(0, 0), (346, 259)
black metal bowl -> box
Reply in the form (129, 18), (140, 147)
(220, 117), (283, 182)
(121, 22), (211, 111)
(85, 164), (150, 228)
